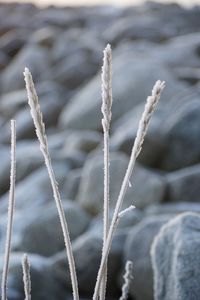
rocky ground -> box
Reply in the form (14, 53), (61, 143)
(0, 1), (200, 300)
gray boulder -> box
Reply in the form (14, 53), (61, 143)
(51, 229), (127, 297)
(63, 168), (82, 200)
(123, 215), (171, 300)
(0, 253), (67, 300)
(154, 32), (200, 69)
(51, 28), (102, 88)
(0, 81), (67, 118)
(34, 8), (84, 28)
(1, 44), (50, 92)
(0, 89), (28, 117)
(88, 207), (143, 236)
(102, 14), (177, 45)
(111, 103), (166, 167)
(30, 26), (59, 48)
(77, 152), (166, 214)
(62, 130), (101, 155)
(166, 164), (200, 203)
(145, 202), (200, 216)
(0, 133), (71, 195)
(13, 96), (63, 140)
(52, 51), (99, 89)
(13, 200), (90, 256)
(151, 212), (200, 300)
(59, 54), (182, 131)
(161, 100), (200, 170)
(51, 28), (102, 63)
(0, 146), (10, 195)
(0, 28), (28, 57)
(0, 162), (69, 213)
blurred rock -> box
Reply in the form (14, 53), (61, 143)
(155, 32), (200, 68)
(59, 55), (182, 131)
(51, 28), (103, 63)
(103, 15), (176, 45)
(0, 145), (10, 194)
(88, 207), (143, 236)
(0, 253), (67, 300)
(30, 26), (59, 48)
(0, 162), (69, 212)
(63, 168), (82, 200)
(14, 200), (90, 256)
(62, 130), (101, 154)
(145, 202), (200, 216)
(1, 44), (50, 92)
(0, 51), (9, 70)
(151, 212), (200, 300)
(51, 230), (126, 297)
(111, 104), (166, 167)
(34, 8), (85, 28)
(161, 100), (200, 170)
(0, 81), (67, 118)
(124, 215), (171, 300)
(0, 29), (28, 57)
(51, 29), (102, 88)
(77, 152), (166, 214)
(166, 164), (200, 203)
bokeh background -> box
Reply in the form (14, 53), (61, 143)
(0, 0), (200, 300)
(1, 0), (200, 6)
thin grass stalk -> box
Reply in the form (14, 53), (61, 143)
(100, 44), (113, 300)
(22, 254), (31, 300)
(93, 80), (165, 300)
(23, 68), (79, 300)
(119, 260), (133, 300)
(1, 120), (16, 300)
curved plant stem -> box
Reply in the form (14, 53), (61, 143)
(1, 120), (16, 300)
(24, 68), (79, 300)
(22, 254), (31, 300)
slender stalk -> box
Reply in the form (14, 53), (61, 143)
(1, 120), (16, 300)
(22, 254), (31, 300)
(118, 205), (135, 218)
(93, 80), (165, 300)
(119, 260), (133, 300)
(100, 44), (112, 300)
(23, 68), (79, 300)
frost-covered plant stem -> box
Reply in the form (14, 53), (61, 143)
(93, 80), (165, 300)
(100, 44), (113, 300)
(119, 260), (133, 300)
(22, 254), (31, 300)
(24, 68), (79, 300)
(1, 120), (16, 300)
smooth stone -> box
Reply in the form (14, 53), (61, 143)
(63, 168), (82, 200)
(77, 152), (166, 214)
(145, 202), (200, 216)
(166, 164), (200, 203)
(0, 162), (69, 213)
(59, 54), (181, 131)
(1, 44), (50, 92)
(151, 212), (200, 300)
(88, 207), (143, 236)
(161, 100), (200, 170)
(13, 200), (91, 256)
(0, 145), (10, 195)
(61, 130), (101, 154)
(123, 215), (172, 300)
(0, 253), (67, 300)
(51, 230), (127, 297)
